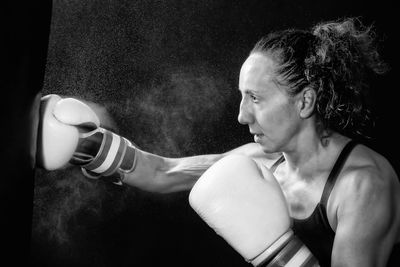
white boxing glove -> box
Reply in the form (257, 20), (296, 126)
(37, 94), (138, 184)
(189, 154), (319, 267)
(37, 94), (83, 170)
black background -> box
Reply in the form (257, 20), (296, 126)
(4, 0), (398, 266)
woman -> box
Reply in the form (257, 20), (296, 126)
(126, 17), (400, 266)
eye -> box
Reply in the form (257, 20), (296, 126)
(250, 94), (258, 102)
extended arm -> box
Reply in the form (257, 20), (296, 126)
(37, 94), (279, 193)
(120, 142), (281, 193)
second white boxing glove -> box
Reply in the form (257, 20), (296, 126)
(189, 154), (319, 266)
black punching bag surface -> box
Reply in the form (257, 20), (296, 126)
(1, 0), (52, 264)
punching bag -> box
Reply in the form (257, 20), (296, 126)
(1, 0), (52, 264)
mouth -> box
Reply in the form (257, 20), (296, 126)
(252, 133), (264, 142)
(251, 132), (264, 137)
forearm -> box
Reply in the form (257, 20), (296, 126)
(123, 148), (224, 193)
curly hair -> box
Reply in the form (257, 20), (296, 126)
(250, 17), (389, 139)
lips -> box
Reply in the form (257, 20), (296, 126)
(250, 131), (263, 137)
(253, 133), (264, 143)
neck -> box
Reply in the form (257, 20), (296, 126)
(282, 131), (348, 181)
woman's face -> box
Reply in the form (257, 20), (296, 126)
(238, 53), (303, 153)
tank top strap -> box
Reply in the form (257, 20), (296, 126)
(320, 140), (359, 207)
(270, 154), (285, 173)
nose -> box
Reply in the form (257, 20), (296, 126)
(237, 98), (253, 125)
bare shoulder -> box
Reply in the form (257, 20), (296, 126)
(338, 144), (399, 191)
(330, 143), (400, 236)
(224, 142), (282, 168)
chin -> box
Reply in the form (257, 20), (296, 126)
(258, 142), (273, 153)
(257, 142), (280, 155)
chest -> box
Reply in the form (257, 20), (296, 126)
(273, 166), (329, 220)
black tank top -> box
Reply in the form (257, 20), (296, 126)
(270, 140), (400, 267)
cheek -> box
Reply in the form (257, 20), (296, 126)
(257, 102), (298, 133)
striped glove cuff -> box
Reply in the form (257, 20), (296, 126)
(252, 230), (319, 267)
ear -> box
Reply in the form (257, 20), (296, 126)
(298, 87), (316, 119)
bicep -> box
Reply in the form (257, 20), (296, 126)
(332, 173), (397, 267)
(224, 143), (281, 168)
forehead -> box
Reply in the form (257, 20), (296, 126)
(239, 53), (278, 91)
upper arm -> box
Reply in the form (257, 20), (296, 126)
(332, 168), (399, 267)
(224, 143), (282, 168)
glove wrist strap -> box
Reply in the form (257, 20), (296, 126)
(75, 128), (138, 184)
(252, 230), (319, 267)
